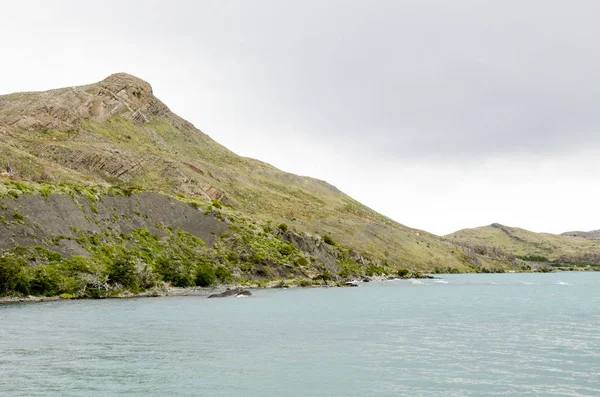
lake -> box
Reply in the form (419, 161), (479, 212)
(1, 272), (599, 396)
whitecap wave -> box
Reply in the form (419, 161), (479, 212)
(411, 280), (424, 285)
(434, 280), (449, 284)
(556, 281), (572, 286)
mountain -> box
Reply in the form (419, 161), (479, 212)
(447, 223), (600, 264)
(561, 230), (600, 240)
(0, 74), (517, 298)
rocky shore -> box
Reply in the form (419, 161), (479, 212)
(0, 275), (441, 304)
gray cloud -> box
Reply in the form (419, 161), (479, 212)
(8, 0), (600, 159)
(4, 0), (600, 234)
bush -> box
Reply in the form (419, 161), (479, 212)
(0, 257), (29, 295)
(195, 260), (216, 287)
(215, 265), (233, 283)
(27, 266), (64, 296)
(278, 223), (289, 232)
(365, 264), (385, 276)
(153, 256), (195, 287)
(397, 268), (410, 278)
(249, 251), (265, 264)
(323, 235), (335, 245)
(298, 278), (313, 287)
(278, 244), (294, 256)
(226, 251), (239, 263)
(107, 253), (139, 290)
(518, 255), (551, 263)
(295, 256), (309, 266)
(211, 200), (222, 209)
(313, 271), (333, 281)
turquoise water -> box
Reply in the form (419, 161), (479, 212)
(1, 273), (600, 397)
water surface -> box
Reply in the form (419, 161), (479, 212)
(1, 272), (599, 396)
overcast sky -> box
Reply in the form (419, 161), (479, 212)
(1, 0), (599, 235)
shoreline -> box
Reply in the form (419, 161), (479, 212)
(0, 270), (595, 305)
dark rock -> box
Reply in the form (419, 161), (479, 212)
(344, 281), (359, 287)
(361, 278), (371, 282)
(207, 288), (241, 298)
(207, 288), (252, 298)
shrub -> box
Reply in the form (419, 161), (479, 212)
(0, 257), (29, 295)
(518, 255), (551, 263)
(397, 268), (410, 278)
(106, 253), (139, 289)
(323, 235), (335, 245)
(39, 186), (53, 198)
(27, 266), (64, 296)
(211, 200), (222, 209)
(195, 259), (216, 287)
(298, 278), (313, 287)
(278, 244), (294, 256)
(278, 223), (289, 232)
(153, 256), (195, 287)
(313, 271), (333, 281)
(295, 256), (309, 266)
(250, 251), (265, 264)
(365, 264), (385, 276)
(226, 251), (239, 263)
(215, 265), (233, 283)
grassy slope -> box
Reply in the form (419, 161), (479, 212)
(447, 224), (600, 263)
(0, 74), (509, 273)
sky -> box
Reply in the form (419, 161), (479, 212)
(1, 0), (599, 235)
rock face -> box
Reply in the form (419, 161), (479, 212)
(0, 191), (227, 257)
(0, 73), (184, 133)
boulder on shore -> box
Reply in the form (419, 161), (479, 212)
(208, 288), (252, 298)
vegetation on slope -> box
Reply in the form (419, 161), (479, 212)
(0, 180), (410, 297)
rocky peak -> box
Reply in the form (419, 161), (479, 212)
(99, 73), (153, 96)
(0, 73), (175, 133)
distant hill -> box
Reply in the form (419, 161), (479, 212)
(447, 223), (600, 264)
(561, 230), (600, 240)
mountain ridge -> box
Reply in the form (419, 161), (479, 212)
(1, 73), (474, 268)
